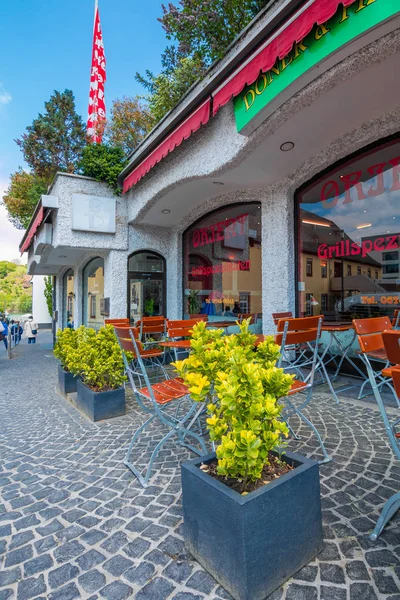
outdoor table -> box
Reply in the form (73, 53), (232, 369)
(159, 340), (191, 349)
(206, 320), (237, 333)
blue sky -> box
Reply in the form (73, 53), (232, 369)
(0, 0), (168, 260)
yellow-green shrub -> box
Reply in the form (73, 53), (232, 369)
(54, 327), (78, 371)
(64, 325), (126, 391)
(173, 319), (293, 491)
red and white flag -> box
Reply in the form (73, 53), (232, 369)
(87, 0), (106, 143)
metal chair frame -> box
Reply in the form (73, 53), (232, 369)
(362, 330), (400, 540)
(119, 331), (207, 487)
(277, 317), (332, 464)
(353, 317), (396, 400)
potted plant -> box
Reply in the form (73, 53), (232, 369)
(54, 327), (79, 397)
(188, 289), (199, 315)
(65, 325), (126, 421)
(173, 320), (324, 600)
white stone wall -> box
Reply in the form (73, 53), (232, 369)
(31, 276), (52, 326)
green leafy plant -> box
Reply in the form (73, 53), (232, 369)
(64, 325), (126, 391)
(79, 143), (127, 194)
(54, 327), (78, 371)
(188, 289), (199, 314)
(173, 320), (293, 492)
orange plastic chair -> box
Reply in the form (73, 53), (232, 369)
(105, 318), (130, 326)
(238, 313), (256, 324)
(272, 311), (293, 326)
(113, 326), (166, 365)
(353, 317), (393, 399)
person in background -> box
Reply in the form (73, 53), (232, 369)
(232, 301), (241, 315)
(0, 318), (8, 350)
(24, 315), (39, 344)
(223, 306), (234, 317)
(11, 321), (23, 345)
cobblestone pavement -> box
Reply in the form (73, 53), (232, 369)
(0, 333), (399, 600)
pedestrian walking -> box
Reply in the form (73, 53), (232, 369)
(0, 318), (8, 350)
(24, 315), (39, 344)
(11, 321), (23, 345)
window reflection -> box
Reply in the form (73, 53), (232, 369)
(63, 269), (75, 329)
(183, 204), (262, 327)
(83, 258), (104, 330)
(298, 137), (400, 320)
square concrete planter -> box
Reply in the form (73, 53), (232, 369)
(181, 450), (323, 600)
(76, 378), (125, 421)
(57, 364), (78, 397)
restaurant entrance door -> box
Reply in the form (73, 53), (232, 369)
(128, 251), (165, 322)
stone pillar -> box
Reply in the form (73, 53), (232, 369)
(261, 183), (295, 332)
(104, 250), (128, 319)
(55, 272), (64, 332)
(166, 230), (182, 320)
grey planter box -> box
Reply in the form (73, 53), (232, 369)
(57, 364), (78, 397)
(181, 450), (323, 600)
(76, 378), (125, 421)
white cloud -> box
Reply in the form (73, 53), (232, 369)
(0, 179), (27, 264)
(0, 86), (11, 105)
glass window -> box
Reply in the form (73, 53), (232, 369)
(297, 137), (400, 320)
(306, 259), (313, 277)
(63, 269), (75, 329)
(183, 204), (261, 322)
(83, 258), (104, 330)
(321, 261), (327, 278)
(128, 251), (165, 322)
(321, 294), (328, 313)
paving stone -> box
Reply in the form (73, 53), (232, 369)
(186, 571), (217, 594)
(54, 540), (86, 563)
(293, 566), (318, 582)
(350, 582), (379, 600)
(36, 519), (64, 537)
(123, 538), (151, 559)
(99, 531), (127, 553)
(346, 561), (371, 581)
(99, 581), (133, 600)
(78, 569), (107, 594)
(0, 589), (14, 600)
(4, 544), (33, 567)
(48, 564), (80, 590)
(103, 555), (133, 577)
(365, 550), (400, 567)
(286, 583), (318, 600)
(24, 553), (54, 576)
(0, 524), (12, 537)
(124, 562), (156, 586)
(75, 549), (106, 571)
(320, 586), (347, 600)
(48, 582), (81, 600)
(145, 548), (171, 566)
(135, 576), (175, 600)
(371, 569), (400, 594)
(0, 567), (22, 587)
(80, 529), (107, 546)
(320, 563), (346, 584)
(14, 514), (40, 531)
(163, 560), (194, 584)
(9, 531), (34, 550)
(17, 574), (47, 599)
(55, 525), (85, 543)
(34, 535), (58, 554)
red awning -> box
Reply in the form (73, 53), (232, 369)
(212, 0), (357, 115)
(123, 99), (211, 193)
(20, 206), (44, 254)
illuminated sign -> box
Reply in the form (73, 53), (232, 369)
(361, 295), (400, 306)
(317, 235), (400, 259)
(233, 1), (399, 132)
(192, 214), (248, 248)
(321, 157), (400, 208)
(191, 260), (251, 276)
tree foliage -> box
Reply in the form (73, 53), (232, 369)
(159, 0), (271, 65)
(106, 96), (153, 155)
(2, 169), (48, 230)
(44, 276), (53, 316)
(136, 56), (206, 124)
(15, 89), (86, 181)
(0, 261), (32, 314)
(80, 143), (126, 193)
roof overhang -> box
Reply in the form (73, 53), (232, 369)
(19, 194), (58, 254)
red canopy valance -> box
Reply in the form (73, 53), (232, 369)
(123, 99), (211, 193)
(20, 206), (44, 254)
(212, 0), (357, 115)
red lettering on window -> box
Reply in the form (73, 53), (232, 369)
(367, 162), (386, 197)
(341, 170), (366, 204)
(320, 180), (339, 208)
(389, 157), (400, 192)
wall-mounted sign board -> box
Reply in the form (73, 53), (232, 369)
(234, 1), (400, 133)
(71, 194), (116, 233)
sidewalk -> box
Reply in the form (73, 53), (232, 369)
(0, 338), (399, 599)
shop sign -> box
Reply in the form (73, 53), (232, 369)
(361, 294), (400, 306)
(233, 0), (398, 132)
(192, 213), (248, 248)
(318, 235), (400, 259)
(191, 260), (251, 276)
(72, 194), (116, 234)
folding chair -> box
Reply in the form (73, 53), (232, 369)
(105, 318), (130, 326)
(165, 320), (198, 360)
(114, 326), (167, 372)
(391, 309), (400, 329)
(277, 316), (332, 464)
(137, 318), (167, 348)
(272, 311), (293, 326)
(238, 313), (256, 324)
(189, 314), (208, 321)
(362, 330), (400, 540)
(119, 331), (207, 487)
(353, 317), (395, 400)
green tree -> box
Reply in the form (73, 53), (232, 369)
(80, 143), (127, 194)
(2, 169), (48, 229)
(136, 56), (206, 124)
(159, 0), (271, 65)
(44, 276), (53, 316)
(15, 89), (86, 181)
(0, 261), (32, 313)
(106, 96), (153, 155)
